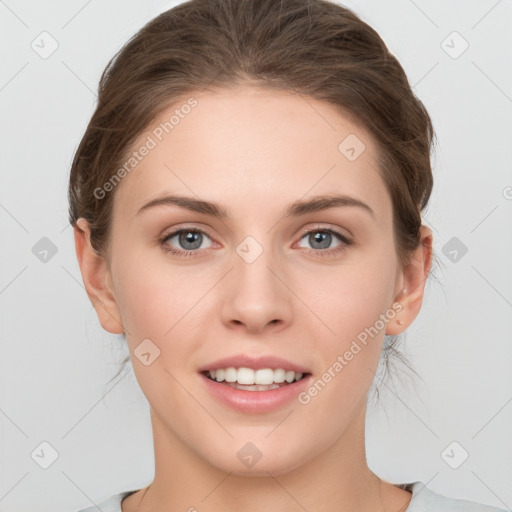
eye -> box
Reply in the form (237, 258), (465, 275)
(160, 225), (352, 258)
(160, 227), (214, 257)
(296, 227), (352, 256)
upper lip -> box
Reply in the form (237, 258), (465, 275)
(198, 354), (310, 374)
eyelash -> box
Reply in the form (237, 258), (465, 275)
(159, 225), (352, 258)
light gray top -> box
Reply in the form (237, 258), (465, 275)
(76, 481), (508, 512)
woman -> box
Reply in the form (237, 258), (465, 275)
(70, 0), (506, 510)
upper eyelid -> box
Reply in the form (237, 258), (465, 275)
(302, 224), (351, 237)
(162, 224), (215, 240)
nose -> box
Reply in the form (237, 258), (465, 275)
(220, 242), (294, 335)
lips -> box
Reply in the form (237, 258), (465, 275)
(197, 354), (312, 413)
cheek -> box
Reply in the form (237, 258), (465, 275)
(112, 262), (205, 409)
(302, 254), (395, 341)
(115, 270), (173, 340)
(298, 253), (396, 390)
(111, 250), (215, 364)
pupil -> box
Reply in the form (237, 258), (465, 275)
(311, 231), (330, 249)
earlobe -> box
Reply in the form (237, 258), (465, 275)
(386, 225), (433, 335)
(74, 218), (124, 335)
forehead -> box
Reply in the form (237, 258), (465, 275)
(112, 86), (389, 220)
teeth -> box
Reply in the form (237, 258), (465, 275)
(207, 367), (304, 385)
(226, 382), (281, 391)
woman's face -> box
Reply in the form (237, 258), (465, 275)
(80, 86), (428, 476)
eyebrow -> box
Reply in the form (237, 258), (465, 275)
(136, 193), (375, 219)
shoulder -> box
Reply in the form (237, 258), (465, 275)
(75, 490), (138, 512)
(400, 481), (508, 512)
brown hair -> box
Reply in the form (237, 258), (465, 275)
(68, 0), (436, 391)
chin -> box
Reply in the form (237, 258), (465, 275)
(204, 442), (311, 477)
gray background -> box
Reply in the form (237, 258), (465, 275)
(1, 0), (511, 510)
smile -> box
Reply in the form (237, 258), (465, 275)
(203, 367), (308, 391)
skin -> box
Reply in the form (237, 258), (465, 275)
(74, 86), (432, 512)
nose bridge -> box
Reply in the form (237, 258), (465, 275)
(220, 232), (292, 332)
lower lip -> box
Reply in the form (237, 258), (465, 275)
(199, 373), (313, 414)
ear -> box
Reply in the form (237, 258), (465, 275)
(386, 225), (433, 335)
(74, 218), (124, 335)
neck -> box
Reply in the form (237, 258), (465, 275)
(125, 403), (410, 512)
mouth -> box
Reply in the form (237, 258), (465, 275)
(201, 367), (311, 392)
